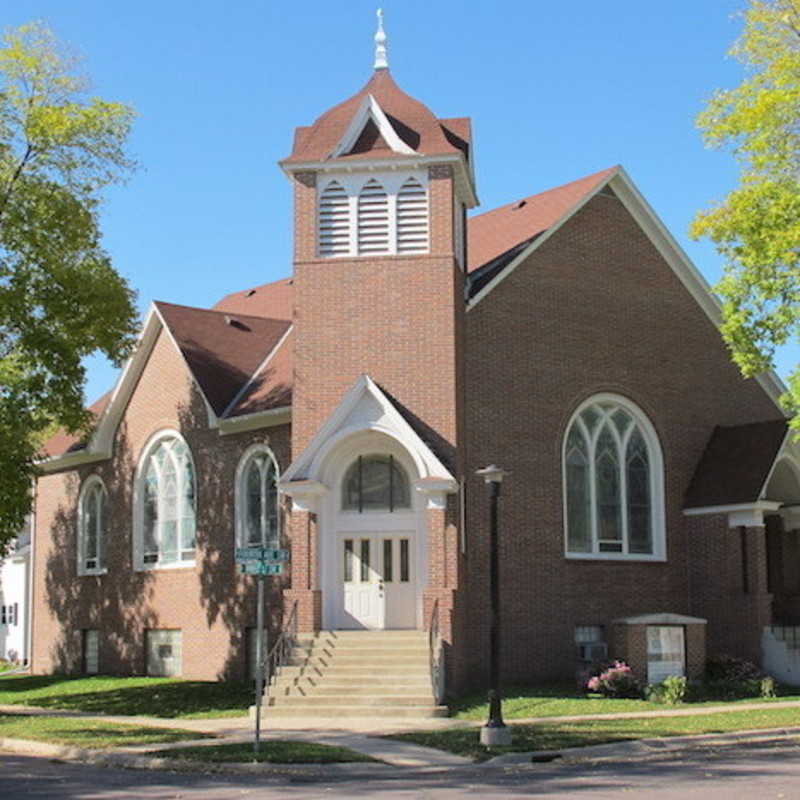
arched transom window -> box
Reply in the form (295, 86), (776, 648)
(138, 434), (196, 568)
(564, 396), (665, 560)
(236, 446), (280, 547)
(342, 454), (411, 512)
(78, 476), (107, 575)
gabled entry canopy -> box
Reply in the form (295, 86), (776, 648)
(279, 375), (457, 511)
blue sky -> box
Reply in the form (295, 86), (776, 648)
(9, 0), (797, 402)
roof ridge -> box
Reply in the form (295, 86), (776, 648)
(155, 299), (290, 326)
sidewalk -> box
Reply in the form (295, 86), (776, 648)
(3, 699), (800, 770)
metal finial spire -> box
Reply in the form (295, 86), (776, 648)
(374, 8), (388, 70)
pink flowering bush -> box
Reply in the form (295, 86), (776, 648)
(586, 661), (642, 699)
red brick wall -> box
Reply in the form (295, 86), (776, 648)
(463, 191), (781, 689)
(31, 328), (292, 680)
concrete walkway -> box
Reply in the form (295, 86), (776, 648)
(3, 698), (800, 768)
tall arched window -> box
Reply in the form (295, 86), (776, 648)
(136, 432), (196, 569)
(78, 476), (107, 575)
(342, 454), (411, 512)
(357, 179), (390, 255)
(563, 396), (664, 559)
(236, 446), (280, 547)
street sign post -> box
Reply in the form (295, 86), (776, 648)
(239, 544), (290, 757)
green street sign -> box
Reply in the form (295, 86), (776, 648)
(241, 562), (283, 576)
(236, 547), (289, 563)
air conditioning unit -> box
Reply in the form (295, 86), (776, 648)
(578, 642), (608, 663)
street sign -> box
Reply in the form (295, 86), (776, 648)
(236, 547), (289, 563)
(241, 561), (284, 576)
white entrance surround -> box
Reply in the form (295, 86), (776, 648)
(279, 375), (458, 631)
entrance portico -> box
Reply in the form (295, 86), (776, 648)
(279, 375), (457, 633)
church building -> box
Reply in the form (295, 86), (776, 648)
(29, 16), (800, 716)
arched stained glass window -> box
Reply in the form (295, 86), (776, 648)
(342, 455), (411, 512)
(237, 446), (280, 547)
(138, 434), (195, 568)
(563, 397), (663, 559)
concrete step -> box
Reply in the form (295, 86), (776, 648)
(293, 643), (429, 657)
(255, 704), (449, 719)
(286, 653), (428, 667)
(272, 675), (431, 690)
(275, 667), (429, 682)
(270, 682), (433, 697)
(267, 694), (435, 707)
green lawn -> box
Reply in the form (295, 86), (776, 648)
(149, 741), (377, 764)
(0, 674), (253, 719)
(451, 683), (800, 721)
(390, 706), (800, 761)
(0, 712), (211, 749)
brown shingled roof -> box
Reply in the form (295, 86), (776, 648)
(684, 419), (788, 509)
(285, 70), (467, 162)
(212, 277), (294, 320)
(40, 392), (111, 459)
(227, 328), (293, 417)
(155, 302), (290, 417)
(467, 166), (617, 272)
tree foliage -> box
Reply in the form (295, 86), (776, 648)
(691, 0), (800, 429)
(0, 22), (138, 551)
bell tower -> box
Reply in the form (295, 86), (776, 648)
(279, 12), (477, 647)
(280, 10), (477, 457)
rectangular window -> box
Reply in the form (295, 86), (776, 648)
(360, 539), (370, 583)
(575, 626), (607, 662)
(146, 629), (182, 677)
(383, 539), (393, 582)
(1, 606), (5, 625)
(343, 539), (354, 582)
(83, 630), (99, 674)
(647, 626), (685, 684)
(12, 603), (18, 626)
(246, 627), (268, 681)
(400, 539), (410, 583)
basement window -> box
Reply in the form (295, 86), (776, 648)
(146, 629), (182, 677)
(83, 630), (99, 674)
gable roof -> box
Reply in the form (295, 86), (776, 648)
(155, 302), (290, 417)
(467, 167), (617, 273)
(212, 277), (294, 320)
(684, 419), (788, 509)
(40, 392), (111, 459)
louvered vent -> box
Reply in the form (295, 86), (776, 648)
(318, 181), (350, 257)
(396, 178), (429, 254)
(357, 179), (390, 255)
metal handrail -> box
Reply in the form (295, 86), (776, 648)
(428, 599), (445, 704)
(262, 600), (298, 702)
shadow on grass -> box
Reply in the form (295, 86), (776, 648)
(0, 674), (252, 718)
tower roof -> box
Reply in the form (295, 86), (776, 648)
(284, 69), (471, 165)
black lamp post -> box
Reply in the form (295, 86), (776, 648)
(476, 464), (512, 747)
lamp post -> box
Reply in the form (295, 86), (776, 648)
(476, 464), (512, 747)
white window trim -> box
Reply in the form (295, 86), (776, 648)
(317, 171), (429, 259)
(133, 429), (197, 571)
(77, 475), (108, 576)
(562, 393), (666, 562)
(235, 443), (281, 548)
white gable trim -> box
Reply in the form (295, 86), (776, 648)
(467, 167), (787, 413)
(330, 94), (416, 158)
(280, 374), (455, 495)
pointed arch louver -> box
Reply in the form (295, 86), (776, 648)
(357, 179), (390, 255)
(318, 180), (350, 257)
(396, 177), (429, 254)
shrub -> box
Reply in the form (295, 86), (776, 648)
(586, 661), (642, 699)
(760, 676), (776, 699)
(700, 654), (777, 701)
(705, 654), (763, 683)
(647, 675), (688, 704)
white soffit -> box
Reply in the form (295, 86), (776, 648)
(330, 94), (417, 158)
(467, 166), (787, 413)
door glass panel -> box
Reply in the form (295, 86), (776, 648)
(400, 538), (409, 582)
(383, 539), (393, 582)
(360, 539), (370, 583)
(344, 539), (353, 582)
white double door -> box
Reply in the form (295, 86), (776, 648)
(340, 532), (416, 629)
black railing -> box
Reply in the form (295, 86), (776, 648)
(428, 599), (445, 704)
(262, 600), (298, 703)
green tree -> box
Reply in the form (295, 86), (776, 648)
(0, 22), (138, 551)
(691, 0), (800, 429)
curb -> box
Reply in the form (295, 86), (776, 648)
(483, 725), (800, 766)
